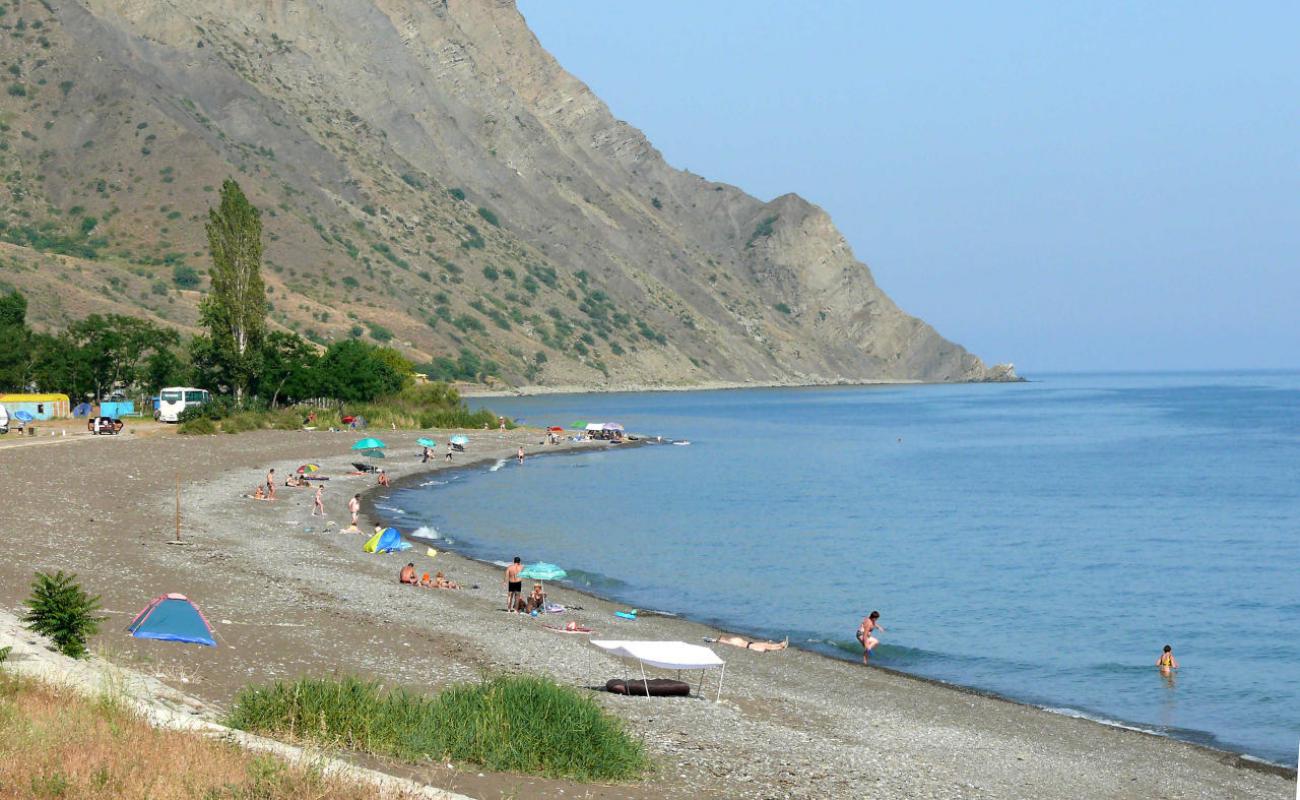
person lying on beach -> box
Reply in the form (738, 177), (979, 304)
(705, 635), (789, 652)
(399, 563), (419, 585)
(433, 571), (460, 590)
(284, 473), (307, 488)
(1157, 644), (1179, 671)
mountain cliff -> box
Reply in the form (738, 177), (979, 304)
(0, 0), (1015, 388)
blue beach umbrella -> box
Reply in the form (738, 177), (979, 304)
(449, 434), (469, 446)
(416, 437), (437, 448)
(352, 437), (387, 450)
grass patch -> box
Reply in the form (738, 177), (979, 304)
(228, 675), (649, 782)
(0, 673), (386, 799)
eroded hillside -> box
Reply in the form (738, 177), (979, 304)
(0, 0), (1014, 388)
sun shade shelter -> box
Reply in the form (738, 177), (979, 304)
(364, 527), (412, 553)
(592, 640), (726, 700)
(127, 593), (216, 647)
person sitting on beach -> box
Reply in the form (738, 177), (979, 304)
(526, 583), (545, 612)
(399, 563), (419, 585)
(284, 473), (306, 488)
(857, 610), (885, 664)
(250, 485), (268, 501)
(705, 634), (789, 652)
(377, 469), (391, 487)
(1157, 644), (1179, 671)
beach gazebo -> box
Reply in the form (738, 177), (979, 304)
(592, 640), (727, 700)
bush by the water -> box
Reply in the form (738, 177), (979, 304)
(227, 675), (649, 781)
(22, 571), (104, 659)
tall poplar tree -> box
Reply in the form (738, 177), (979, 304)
(201, 179), (267, 401)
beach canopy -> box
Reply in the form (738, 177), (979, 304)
(585, 422), (604, 432)
(570, 421), (587, 429)
(351, 437), (386, 450)
(547, 426), (564, 432)
(127, 593), (216, 647)
(449, 434), (469, 446)
(417, 437), (437, 448)
(602, 422), (624, 432)
(364, 527), (412, 554)
(592, 640), (726, 700)
(519, 562), (567, 581)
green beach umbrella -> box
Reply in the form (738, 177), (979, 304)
(416, 437), (437, 448)
(569, 420), (587, 430)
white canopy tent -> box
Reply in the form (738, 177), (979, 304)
(584, 422), (605, 432)
(592, 640), (727, 700)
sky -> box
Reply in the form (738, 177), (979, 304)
(517, 2), (1299, 373)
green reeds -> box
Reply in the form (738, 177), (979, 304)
(226, 675), (649, 782)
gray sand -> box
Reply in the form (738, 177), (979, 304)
(0, 428), (1291, 799)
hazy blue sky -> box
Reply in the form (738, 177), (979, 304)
(518, 2), (1298, 373)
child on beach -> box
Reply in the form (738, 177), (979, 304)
(857, 611), (884, 664)
(312, 485), (325, 516)
(517, 446), (526, 464)
(1157, 645), (1179, 671)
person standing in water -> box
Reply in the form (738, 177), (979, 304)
(857, 611), (885, 664)
(517, 446), (525, 465)
(505, 557), (524, 612)
(1156, 645), (1179, 671)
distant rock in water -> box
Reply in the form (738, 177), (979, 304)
(1, 0), (1016, 388)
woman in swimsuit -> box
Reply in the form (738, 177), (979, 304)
(857, 611), (884, 663)
(705, 634), (788, 652)
(1156, 644), (1178, 671)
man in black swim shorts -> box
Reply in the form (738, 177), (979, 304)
(505, 556), (524, 612)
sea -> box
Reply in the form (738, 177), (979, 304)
(386, 371), (1300, 766)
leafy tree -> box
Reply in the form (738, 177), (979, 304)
(144, 346), (188, 391)
(201, 179), (267, 402)
(371, 346), (415, 390)
(23, 570), (104, 659)
(317, 340), (405, 402)
(0, 289), (32, 390)
(257, 331), (320, 405)
(64, 314), (177, 399)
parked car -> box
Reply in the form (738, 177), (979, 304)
(88, 416), (125, 435)
(0, 403), (8, 434)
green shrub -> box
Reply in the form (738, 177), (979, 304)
(227, 675), (648, 781)
(23, 571), (104, 659)
(476, 207), (500, 227)
(448, 187), (466, 201)
(774, 302), (792, 315)
(0, 645), (11, 664)
(177, 416), (218, 435)
(747, 215), (778, 247)
(481, 265), (499, 281)
(172, 264), (200, 288)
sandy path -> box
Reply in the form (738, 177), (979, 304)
(0, 428), (1291, 799)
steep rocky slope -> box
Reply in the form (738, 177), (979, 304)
(0, 0), (1015, 387)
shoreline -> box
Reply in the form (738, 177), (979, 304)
(0, 429), (1292, 799)
(363, 441), (1296, 779)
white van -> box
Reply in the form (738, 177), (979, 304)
(0, 403), (8, 434)
(157, 387), (211, 423)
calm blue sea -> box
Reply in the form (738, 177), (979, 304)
(388, 372), (1300, 765)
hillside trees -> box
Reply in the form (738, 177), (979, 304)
(201, 179), (267, 402)
(0, 290), (32, 391)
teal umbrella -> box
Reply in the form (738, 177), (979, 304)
(416, 437), (437, 448)
(352, 437), (387, 467)
(519, 562), (567, 581)
(449, 434), (469, 446)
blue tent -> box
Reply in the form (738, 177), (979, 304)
(127, 593), (216, 647)
(364, 526), (412, 553)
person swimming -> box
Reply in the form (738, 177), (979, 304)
(1157, 644), (1179, 670)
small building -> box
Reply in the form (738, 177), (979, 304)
(0, 393), (71, 420)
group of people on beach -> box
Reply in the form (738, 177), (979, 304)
(400, 562), (460, 590)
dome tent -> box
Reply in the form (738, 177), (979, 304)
(126, 593), (216, 647)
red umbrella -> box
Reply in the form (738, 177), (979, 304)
(548, 426), (564, 432)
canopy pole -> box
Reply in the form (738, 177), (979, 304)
(716, 662), (726, 702)
(639, 658), (651, 697)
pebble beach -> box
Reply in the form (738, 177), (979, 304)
(0, 426), (1292, 799)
